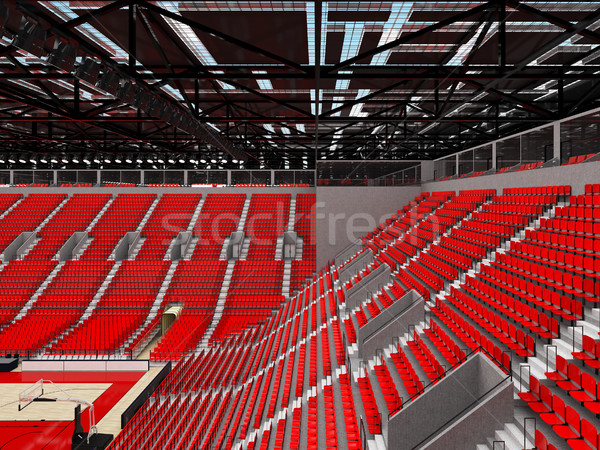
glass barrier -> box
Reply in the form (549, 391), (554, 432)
(13, 171), (33, 185)
(144, 170), (164, 185)
(560, 111), (600, 164)
(496, 136), (520, 171)
(164, 171), (184, 185)
(474, 145), (492, 173)
(433, 155), (455, 181)
(77, 170), (97, 185)
(317, 161), (420, 186)
(101, 171), (121, 185)
(121, 171), (141, 185)
(458, 150), (474, 176)
(0, 171), (9, 185)
(33, 171), (53, 185)
(521, 126), (552, 165)
(57, 170), (77, 185)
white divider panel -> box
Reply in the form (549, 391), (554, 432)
(22, 360), (149, 372)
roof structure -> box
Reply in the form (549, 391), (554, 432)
(2, 0), (600, 169)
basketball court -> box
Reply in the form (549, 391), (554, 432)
(0, 370), (148, 449)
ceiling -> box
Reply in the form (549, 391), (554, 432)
(1, 0), (600, 170)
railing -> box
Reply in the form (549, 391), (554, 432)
(24, 348), (135, 361)
(334, 238), (363, 267)
(131, 320), (162, 359)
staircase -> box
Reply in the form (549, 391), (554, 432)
(287, 198), (296, 231)
(121, 260), (179, 356)
(128, 237), (146, 260)
(219, 238), (230, 260)
(281, 260), (292, 298)
(237, 197), (251, 232)
(0, 196), (24, 222)
(179, 196), (206, 260)
(11, 261), (66, 323)
(136, 195), (161, 233)
(274, 236), (284, 260)
(198, 260), (236, 347)
(81, 261), (122, 321)
(87, 195), (115, 232)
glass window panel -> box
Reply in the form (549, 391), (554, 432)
(458, 150), (474, 176)
(14, 171), (33, 185)
(144, 171), (164, 185)
(521, 126), (552, 164)
(207, 171), (227, 184)
(188, 171), (208, 184)
(77, 171), (97, 185)
(250, 171), (270, 185)
(121, 171), (141, 185)
(295, 171), (314, 186)
(274, 171), (294, 185)
(496, 137), (520, 170)
(560, 112), (600, 164)
(164, 171), (184, 185)
(231, 171), (251, 185)
(0, 171), (9, 185)
(33, 171), (53, 185)
(57, 171), (77, 185)
(474, 145), (492, 173)
(434, 156), (455, 180)
(101, 171), (121, 184)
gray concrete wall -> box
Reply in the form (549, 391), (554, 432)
(358, 291), (424, 360)
(422, 159), (599, 196)
(316, 186), (420, 268)
(387, 354), (512, 450)
(422, 381), (514, 450)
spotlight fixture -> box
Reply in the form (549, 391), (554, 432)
(93, 155), (100, 164)
(200, 158), (206, 164)
(178, 157), (185, 164)
(232, 159), (238, 164)
(146, 156), (153, 163)
(75, 58), (102, 85)
(72, 155), (79, 163)
(62, 156), (69, 164)
(96, 70), (120, 95)
(133, 89), (151, 110)
(125, 156), (132, 163)
(222, 159), (228, 164)
(51, 156), (58, 164)
(83, 156), (90, 164)
(167, 157), (175, 164)
(210, 158), (217, 164)
(116, 80), (137, 104)
(136, 156), (143, 164)
(114, 156), (122, 163)
(29, 156), (36, 164)
(104, 156), (111, 163)
(46, 40), (77, 72)
(12, 18), (46, 57)
(7, 156), (15, 164)
(18, 155), (26, 164)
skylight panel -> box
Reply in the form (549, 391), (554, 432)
(253, 71), (274, 90)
